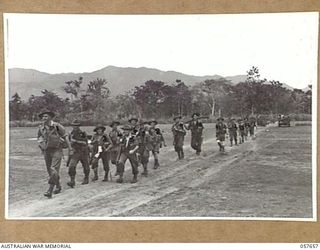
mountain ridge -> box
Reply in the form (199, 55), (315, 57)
(8, 66), (297, 100)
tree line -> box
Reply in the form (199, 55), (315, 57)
(9, 66), (312, 126)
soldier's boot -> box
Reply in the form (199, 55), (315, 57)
(196, 150), (201, 156)
(177, 151), (181, 160)
(154, 159), (159, 169)
(180, 150), (184, 159)
(116, 174), (124, 183)
(141, 164), (148, 176)
(92, 169), (98, 181)
(218, 142), (222, 151)
(102, 171), (109, 182)
(67, 176), (76, 188)
(81, 175), (89, 185)
(221, 144), (225, 152)
(131, 174), (138, 183)
(44, 184), (54, 198)
(235, 138), (238, 146)
(53, 184), (62, 195)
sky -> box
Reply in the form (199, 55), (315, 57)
(4, 12), (319, 89)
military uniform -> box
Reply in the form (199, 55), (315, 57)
(172, 116), (186, 160)
(238, 120), (246, 144)
(185, 113), (204, 155)
(67, 120), (90, 187)
(244, 118), (250, 140)
(108, 121), (122, 166)
(216, 117), (227, 152)
(37, 110), (70, 198)
(116, 125), (140, 183)
(149, 120), (165, 169)
(137, 126), (151, 176)
(228, 119), (238, 146)
(249, 117), (256, 137)
(91, 126), (111, 181)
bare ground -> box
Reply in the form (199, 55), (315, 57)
(8, 123), (312, 218)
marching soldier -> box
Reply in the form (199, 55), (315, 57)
(108, 121), (122, 167)
(128, 117), (140, 135)
(91, 125), (111, 182)
(238, 119), (246, 144)
(216, 117), (227, 152)
(37, 109), (72, 198)
(137, 123), (151, 176)
(249, 116), (257, 138)
(116, 125), (140, 183)
(149, 119), (166, 169)
(172, 115), (186, 160)
(244, 117), (250, 141)
(67, 119), (90, 188)
(228, 118), (238, 146)
(185, 112), (204, 155)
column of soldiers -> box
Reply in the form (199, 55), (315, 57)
(37, 109), (256, 199)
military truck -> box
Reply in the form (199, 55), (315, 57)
(278, 115), (291, 127)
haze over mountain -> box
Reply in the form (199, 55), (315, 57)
(8, 66), (296, 100)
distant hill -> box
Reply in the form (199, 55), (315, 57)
(8, 66), (296, 100)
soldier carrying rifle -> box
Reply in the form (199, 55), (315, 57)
(185, 112), (205, 156)
(172, 115), (186, 160)
(90, 125), (111, 182)
(149, 119), (166, 169)
(216, 117), (227, 152)
(108, 121), (122, 168)
(116, 125), (140, 183)
(67, 119), (90, 188)
(37, 109), (72, 198)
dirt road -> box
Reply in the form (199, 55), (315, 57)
(8, 123), (312, 218)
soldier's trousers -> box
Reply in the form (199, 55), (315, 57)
(68, 150), (90, 178)
(91, 151), (110, 173)
(43, 148), (63, 186)
(109, 148), (119, 165)
(174, 145), (184, 159)
(116, 151), (139, 176)
(249, 127), (254, 136)
(229, 132), (237, 144)
(191, 134), (202, 153)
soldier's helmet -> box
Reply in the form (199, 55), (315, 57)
(128, 117), (139, 123)
(217, 117), (224, 121)
(149, 119), (158, 125)
(71, 119), (81, 126)
(192, 112), (200, 118)
(109, 121), (120, 127)
(173, 115), (182, 121)
(93, 125), (106, 132)
(38, 109), (55, 118)
(121, 125), (132, 131)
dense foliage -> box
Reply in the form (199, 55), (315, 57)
(9, 67), (312, 125)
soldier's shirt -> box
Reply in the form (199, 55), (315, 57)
(91, 134), (111, 152)
(188, 121), (204, 135)
(120, 135), (139, 151)
(70, 129), (88, 151)
(172, 123), (186, 136)
(216, 122), (227, 135)
(239, 124), (245, 131)
(37, 121), (67, 148)
(228, 123), (238, 132)
(109, 129), (122, 146)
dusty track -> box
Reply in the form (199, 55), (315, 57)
(8, 124), (312, 218)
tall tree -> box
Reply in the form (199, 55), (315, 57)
(200, 78), (232, 117)
(64, 76), (83, 100)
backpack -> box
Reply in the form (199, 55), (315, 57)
(40, 124), (68, 150)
